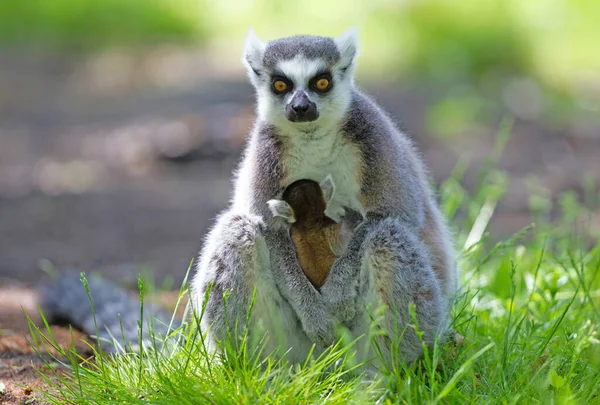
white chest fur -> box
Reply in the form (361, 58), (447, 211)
(282, 131), (364, 216)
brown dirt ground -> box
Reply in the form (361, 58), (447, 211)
(0, 286), (85, 404)
(0, 286), (185, 404)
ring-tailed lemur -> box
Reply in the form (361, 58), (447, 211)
(38, 30), (456, 365)
(190, 29), (457, 364)
(268, 175), (362, 288)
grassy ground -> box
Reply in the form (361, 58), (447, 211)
(28, 125), (600, 404)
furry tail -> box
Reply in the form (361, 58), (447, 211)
(38, 273), (180, 353)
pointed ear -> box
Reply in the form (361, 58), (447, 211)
(242, 28), (266, 77)
(335, 27), (359, 68)
(320, 174), (336, 203)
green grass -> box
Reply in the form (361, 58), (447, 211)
(28, 125), (600, 404)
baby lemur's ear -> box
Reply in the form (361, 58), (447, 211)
(267, 199), (296, 223)
(320, 174), (336, 203)
(243, 28), (266, 78)
(335, 28), (359, 70)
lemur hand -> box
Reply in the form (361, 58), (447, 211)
(324, 201), (346, 224)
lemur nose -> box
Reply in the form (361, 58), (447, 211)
(292, 102), (309, 113)
(286, 90), (318, 122)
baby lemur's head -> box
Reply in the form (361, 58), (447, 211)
(281, 179), (328, 225)
(242, 29), (358, 132)
(267, 175), (337, 229)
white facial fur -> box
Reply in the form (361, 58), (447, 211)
(240, 30), (365, 220)
(243, 29), (359, 137)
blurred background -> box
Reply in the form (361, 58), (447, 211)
(1, 0), (599, 287)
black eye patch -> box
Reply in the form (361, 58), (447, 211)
(309, 72), (333, 93)
(271, 75), (293, 95)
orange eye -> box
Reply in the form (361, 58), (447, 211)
(273, 80), (288, 93)
(315, 78), (330, 90)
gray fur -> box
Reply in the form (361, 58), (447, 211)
(351, 218), (448, 365)
(191, 29), (457, 366)
(263, 35), (340, 69)
(193, 211), (319, 361)
(38, 273), (178, 353)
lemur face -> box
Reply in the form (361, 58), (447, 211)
(243, 30), (358, 132)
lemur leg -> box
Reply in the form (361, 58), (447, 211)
(421, 202), (457, 299)
(190, 212), (315, 363)
(354, 218), (447, 365)
(321, 217), (448, 364)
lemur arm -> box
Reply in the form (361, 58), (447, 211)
(263, 227), (338, 346)
(319, 212), (385, 321)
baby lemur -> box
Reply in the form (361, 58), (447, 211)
(268, 175), (361, 289)
(191, 29), (457, 365)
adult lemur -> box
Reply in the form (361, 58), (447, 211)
(190, 29), (456, 364)
(40, 29), (455, 364)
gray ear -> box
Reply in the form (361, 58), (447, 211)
(267, 199), (296, 223)
(320, 174), (336, 203)
(335, 28), (359, 68)
(242, 28), (266, 77)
